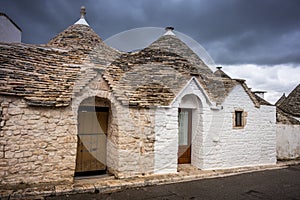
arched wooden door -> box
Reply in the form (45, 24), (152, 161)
(75, 106), (108, 176)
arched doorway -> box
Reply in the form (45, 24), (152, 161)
(178, 94), (202, 164)
(75, 97), (110, 176)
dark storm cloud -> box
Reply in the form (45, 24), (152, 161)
(1, 0), (300, 65)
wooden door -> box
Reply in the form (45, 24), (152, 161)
(178, 109), (192, 164)
(75, 107), (108, 175)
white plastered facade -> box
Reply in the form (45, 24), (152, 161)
(153, 77), (277, 174)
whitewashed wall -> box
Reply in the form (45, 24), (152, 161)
(277, 124), (300, 159)
(203, 84), (277, 169)
(154, 107), (178, 174)
(154, 79), (277, 173)
(154, 78), (211, 173)
(0, 15), (21, 43)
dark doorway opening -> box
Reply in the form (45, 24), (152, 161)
(178, 108), (192, 164)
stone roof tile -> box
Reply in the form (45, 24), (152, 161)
(103, 48), (191, 107)
(0, 42), (82, 106)
(102, 34), (265, 108)
(0, 24), (121, 107)
(47, 24), (102, 53)
(147, 34), (236, 105)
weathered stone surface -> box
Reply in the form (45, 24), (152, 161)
(0, 97), (77, 185)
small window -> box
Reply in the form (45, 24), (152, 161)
(235, 111), (243, 127)
(233, 110), (246, 128)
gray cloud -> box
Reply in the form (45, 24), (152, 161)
(1, 0), (300, 65)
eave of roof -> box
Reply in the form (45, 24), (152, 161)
(277, 107), (300, 125)
(0, 42), (84, 107)
(253, 92), (273, 106)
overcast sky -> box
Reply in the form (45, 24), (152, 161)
(1, 0), (300, 103)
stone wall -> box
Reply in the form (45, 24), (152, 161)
(114, 107), (156, 178)
(0, 96), (77, 185)
(0, 72), (122, 186)
(72, 73), (157, 178)
(277, 124), (300, 160)
(0, 71), (161, 186)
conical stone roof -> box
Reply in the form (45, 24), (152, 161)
(103, 29), (239, 107)
(47, 6), (120, 63)
(47, 6), (101, 52)
(103, 47), (192, 107)
(47, 24), (103, 52)
(148, 31), (247, 105)
(147, 33), (214, 79)
(278, 84), (300, 117)
(47, 7), (121, 66)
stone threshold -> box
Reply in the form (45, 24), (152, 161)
(1, 160), (300, 200)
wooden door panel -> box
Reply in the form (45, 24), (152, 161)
(178, 146), (191, 164)
(76, 135), (106, 172)
(78, 112), (107, 134)
(75, 107), (108, 174)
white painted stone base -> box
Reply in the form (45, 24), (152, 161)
(154, 107), (178, 174)
(277, 124), (300, 159)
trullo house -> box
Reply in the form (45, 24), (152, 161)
(0, 7), (277, 186)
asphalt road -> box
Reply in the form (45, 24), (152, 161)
(47, 165), (300, 200)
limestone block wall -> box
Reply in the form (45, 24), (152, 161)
(202, 84), (277, 169)
(114, 107), (156, 178)
(277, 124), (300, 159)
(0, 73), (122, 185)
(0, 96), (77, 185)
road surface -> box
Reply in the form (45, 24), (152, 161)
(46, 164), (300, 200)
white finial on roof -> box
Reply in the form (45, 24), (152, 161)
(164, 27), (176, 36)
(74, 6), (89, 26)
